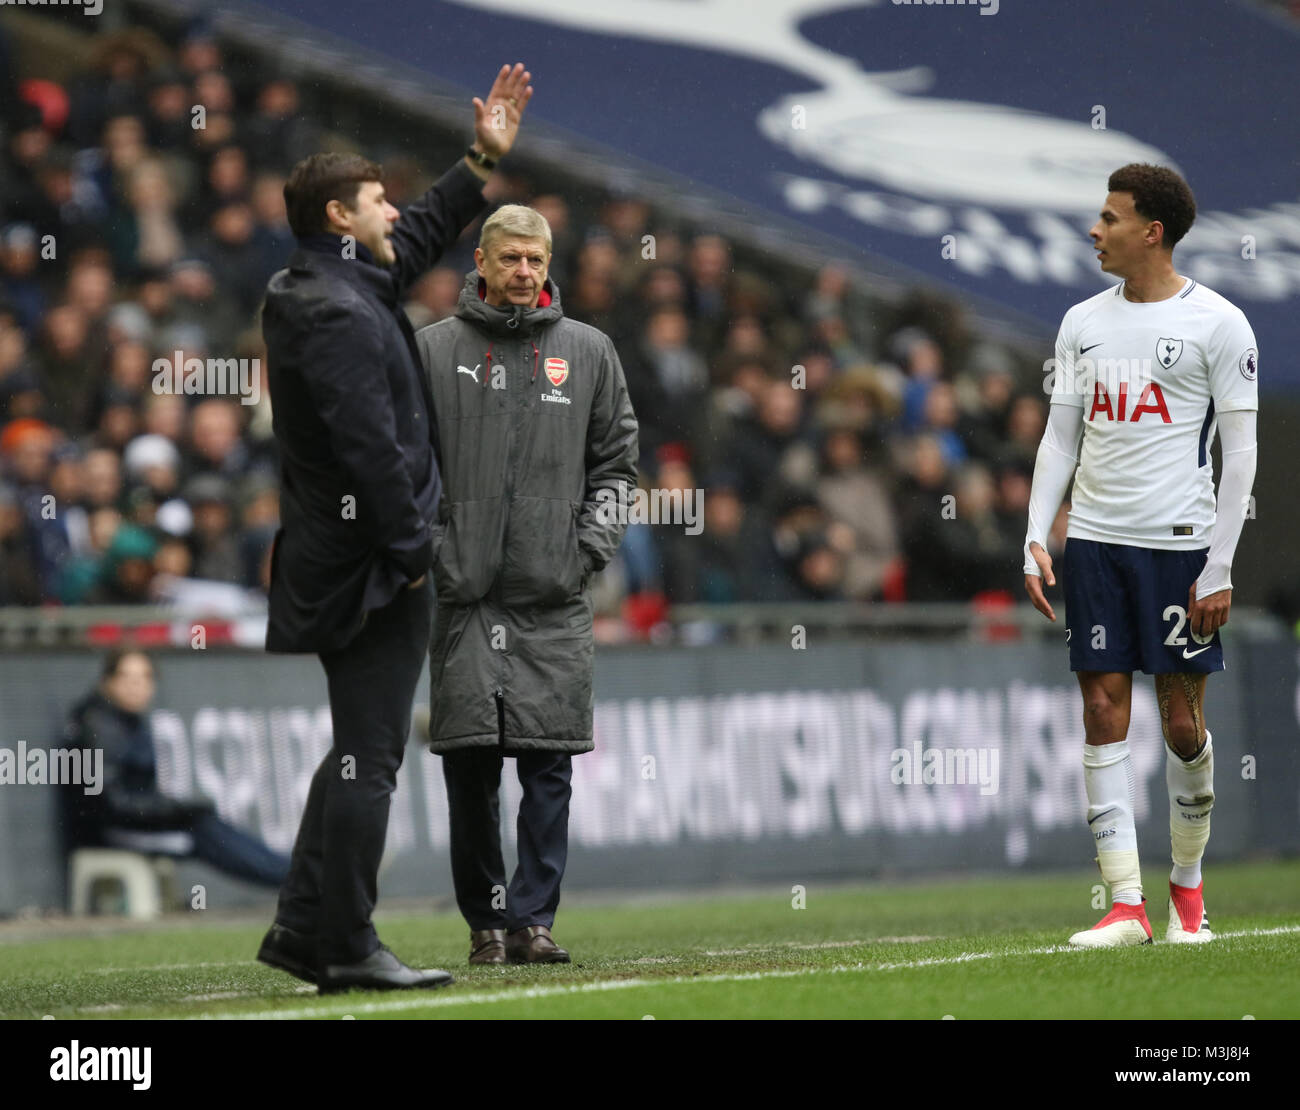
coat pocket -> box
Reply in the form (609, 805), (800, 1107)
(500, 495), (583, 607)
(434, 497), (506, 604)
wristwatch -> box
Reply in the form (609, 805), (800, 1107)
(465, 146), (498, 170)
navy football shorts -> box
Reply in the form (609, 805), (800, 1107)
(1061, 538), (1224, 675)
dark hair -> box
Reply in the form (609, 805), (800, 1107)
(101, 648), (154, 681)
(283, 152), (383, 238)
(1107, 163), (1197, 249)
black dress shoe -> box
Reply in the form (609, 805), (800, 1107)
(318, 944), (455, 994)
(257, 923), (319, 985)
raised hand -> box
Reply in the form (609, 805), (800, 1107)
(473, 63), (533, 159)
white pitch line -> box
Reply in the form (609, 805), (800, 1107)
(92, 960), (253, 974)
(75, 983), (314, 1014)
(705, 936), (940, 955)
(205, 924), (1300, 1021)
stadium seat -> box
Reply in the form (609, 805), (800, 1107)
(68, 850), (176, 919)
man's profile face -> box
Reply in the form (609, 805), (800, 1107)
(475, 236), (550, 308)
(1089, 191), (1160, 277)
(329, 181), (399, 266)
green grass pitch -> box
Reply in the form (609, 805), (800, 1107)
(3, 859), (1298, 1019)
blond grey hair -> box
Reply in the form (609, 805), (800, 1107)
(479, 204), (552, 255)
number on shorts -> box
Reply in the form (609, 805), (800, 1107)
(1163, 604), (1188, 646)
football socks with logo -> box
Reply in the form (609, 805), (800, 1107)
(1083, 740), (1142, 905)
(1168, 730), (1214, 889)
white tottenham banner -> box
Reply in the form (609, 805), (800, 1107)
(0, 639), (1294, 912)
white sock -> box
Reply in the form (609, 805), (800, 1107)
(1083, 740), (1142, 905)
(1168, 729), (1214, 889)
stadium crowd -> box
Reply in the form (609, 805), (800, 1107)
(0, 18), (1064, 632)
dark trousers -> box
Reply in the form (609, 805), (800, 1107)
(274, 580), (433, 964)
(441, 748), (573, 932)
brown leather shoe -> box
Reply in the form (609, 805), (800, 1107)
(505, 924), (570, 964)
(469, 929), (506, 965)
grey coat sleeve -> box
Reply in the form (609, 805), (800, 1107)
(577, 334), (639, 573)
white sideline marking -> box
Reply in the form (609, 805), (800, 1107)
(204, 925), (1300, 1020)
(705, 936), (939, 955)
(93, 960), (252, 974)
(77, 984), (315, 1014)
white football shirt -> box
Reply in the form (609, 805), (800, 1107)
(1050, 278), (1258, 549)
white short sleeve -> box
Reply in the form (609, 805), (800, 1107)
(1206, 309), (1258, 412)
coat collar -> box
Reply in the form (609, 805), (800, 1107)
(454, 271), (564, 337)
(290, 234), (397, 307)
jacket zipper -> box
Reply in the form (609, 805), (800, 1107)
(491, 333), (521, 750)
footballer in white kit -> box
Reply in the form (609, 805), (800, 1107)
(1023, 164), (1258, 948)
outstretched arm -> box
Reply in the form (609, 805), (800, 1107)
(388, 64), (534, 294)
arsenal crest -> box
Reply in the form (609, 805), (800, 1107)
(544, 357), (569, 387)
(1156, 337), (1183, 369)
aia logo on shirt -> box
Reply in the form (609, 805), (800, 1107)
(1087, 381), (1171, 423)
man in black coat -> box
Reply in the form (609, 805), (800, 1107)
(255, 64), (533, 994)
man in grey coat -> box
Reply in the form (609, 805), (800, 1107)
(415, 205), (637, 964)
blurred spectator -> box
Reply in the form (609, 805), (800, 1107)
(1, 223), (47, 334)
(241, 79), (320, 172)
(107, 158), (185, 276)
(815, 424), (899, 600)
(0, 303), (44, 422)
(693, 470), (765, 603)
(1003, 392), (1048, 469)
(765, 488), (847, 601)
(58, 649), (288, 894)
(37, 302), (93, 426)
(185, 473), (241, 583)
(85, 522), (156, 604)
(144, 68), (193, 153)
(894, 433), (956, 601)
(624, 306), (708, 461)
(686, 233), (732, 354)
(2, 417), (68, 598)
(0, 481), (41, 604)
(197, 201), (266, 315)
(726, 377), (813, 505)
(186, 399), (248, 481)
(82, 445), (123, 509)
(65, 30), (161, 148)
(249, 172), (293, 282)
(122, 432), (181, 500)
(959, 347), (1018, 465)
